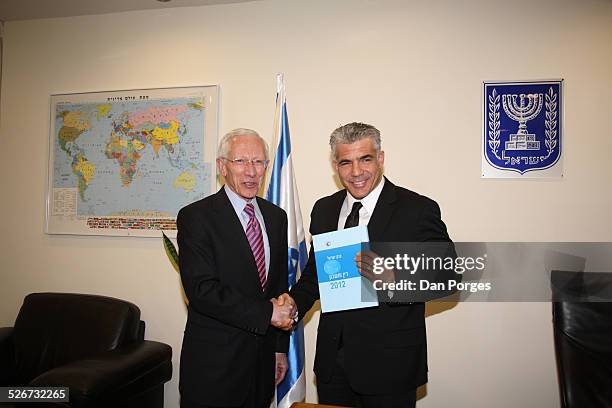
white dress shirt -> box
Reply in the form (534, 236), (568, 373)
(337, 177), (386, 230)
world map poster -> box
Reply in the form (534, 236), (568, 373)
(46, 86), (218, 237)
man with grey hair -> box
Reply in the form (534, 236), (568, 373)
(287, 122), (453, 407)
(217, 128), (269, 164)
(177, 128), (296, 408)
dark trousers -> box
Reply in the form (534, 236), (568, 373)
(180, 387), (273, 408)
(180, 391), (272, 408)
(180, 344), (273, 408)
(317, 348), (416, 408)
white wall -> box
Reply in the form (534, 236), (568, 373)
(1, 0), (611, 406)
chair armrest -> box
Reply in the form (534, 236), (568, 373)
(30, 340), (172, 405)
(0, 327), (16, 385)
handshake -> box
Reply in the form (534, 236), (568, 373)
(270, 293), (297, 331)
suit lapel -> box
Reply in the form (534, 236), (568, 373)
(367, 178), (397, 241)
(328, 192), (346, 232)
(213, 188), (264, 293)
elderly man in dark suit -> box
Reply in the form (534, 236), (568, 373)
(285, 122), (453, 408)
(177, 128), (296, 408)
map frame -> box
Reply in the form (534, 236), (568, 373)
(45, 85), (219, 238)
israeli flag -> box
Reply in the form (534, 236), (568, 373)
(266, 74), (308, 407)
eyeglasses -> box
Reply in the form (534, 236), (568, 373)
(222, 157), (269, 169)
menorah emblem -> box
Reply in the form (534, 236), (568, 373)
(502, 93), (543, 150)
(484, 80), (562, 176)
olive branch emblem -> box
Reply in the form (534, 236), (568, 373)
(543, 87), (558, 160)
(488, 88), (501, 159)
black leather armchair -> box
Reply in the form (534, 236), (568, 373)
(0, 293), (172, 407)
(551, 271), (612, 408)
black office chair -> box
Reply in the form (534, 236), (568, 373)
(0, 292), (172, 407)
(551, 271), (612, 408)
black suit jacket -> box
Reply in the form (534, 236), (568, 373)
(177, 187), (289, 406)
(290, 178), (452, 394)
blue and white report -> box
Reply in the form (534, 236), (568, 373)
(313, 226), (379, 313)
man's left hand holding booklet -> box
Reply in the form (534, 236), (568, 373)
(312, 225), (379, 313)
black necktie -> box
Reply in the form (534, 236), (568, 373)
(344, 202), (363, 229)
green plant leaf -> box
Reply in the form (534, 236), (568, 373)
(162, 231), (180, 273)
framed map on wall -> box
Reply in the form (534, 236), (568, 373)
(45, 85), (219, 237)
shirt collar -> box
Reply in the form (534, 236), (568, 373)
(224, 184), (257, 215)
(346, 177), (385, 216)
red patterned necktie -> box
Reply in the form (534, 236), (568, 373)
(244, 203), (267, 290)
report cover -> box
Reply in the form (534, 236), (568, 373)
(312, 225), (379, 313)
